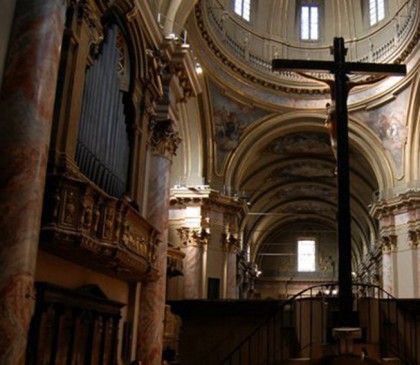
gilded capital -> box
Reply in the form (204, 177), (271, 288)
(177, 227), (210, 247)
(381, 235), (398, 253)
(149, 119), (181, 159)
(409, 230), (420, 248)
(222, 232), (240, 253)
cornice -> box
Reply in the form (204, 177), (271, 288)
(370, 191), (420, 218)
(170, 187), (247, 214)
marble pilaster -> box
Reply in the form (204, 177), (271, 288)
(0, 0), (66, 363)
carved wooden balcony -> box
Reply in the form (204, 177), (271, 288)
(41, 174), (159, 282)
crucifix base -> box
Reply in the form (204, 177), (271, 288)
(332, 327), (361, 354)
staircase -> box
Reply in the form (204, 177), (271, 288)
(216, 283), (420, 365)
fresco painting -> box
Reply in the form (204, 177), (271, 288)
(209, 81), (269, 171)
(354, 86), (411, 177)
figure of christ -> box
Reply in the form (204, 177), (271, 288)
(295, 72), (385, 162)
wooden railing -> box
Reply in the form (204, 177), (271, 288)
(215, 283), (420, 365)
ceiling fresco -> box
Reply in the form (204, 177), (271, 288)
(209, 80), (270, 171)
(354, 85), (411, 178)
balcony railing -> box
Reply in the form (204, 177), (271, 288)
(201, 0), (418, 81)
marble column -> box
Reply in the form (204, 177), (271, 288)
(226, 250), (237, 299)
(184, 241), (204, 299)
(138, 122), (180, 365)
(382, 250), (393, 295)
(0, 0), (66, 363)
(381, 235), (399, 296)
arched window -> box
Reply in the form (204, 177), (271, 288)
(76, 24), (132, 198)
(234, 0), (251, 21)
(369, 0), (385, 25)
(298, 238), (316, 272)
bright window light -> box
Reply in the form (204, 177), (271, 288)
(369, 0), (385, 26)
(298, 239), (316, 272)
(301, 5), (319, 40)
(234, 0), (251, 21)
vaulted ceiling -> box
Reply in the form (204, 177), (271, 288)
(161, 0), (419, 272)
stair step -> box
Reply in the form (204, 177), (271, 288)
(281, 359), (311, 365)
(381, 358), (400, 364)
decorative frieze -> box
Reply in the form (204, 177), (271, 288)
(41, 174), (159, 282)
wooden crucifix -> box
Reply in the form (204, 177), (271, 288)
(272, 37), (406, 326)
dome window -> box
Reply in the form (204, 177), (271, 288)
(300, 4), (319, 40)
(369, 0), (385, 25)
(234, 0), (251, 21)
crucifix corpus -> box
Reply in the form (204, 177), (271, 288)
(272, 37), (406, 326)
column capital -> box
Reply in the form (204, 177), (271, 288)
(381, 235), (398, 253)
(176, 227), (210, 247)
(222, 232), (240, 253)
(408, 230), (420, 249)
(149, 118), (181, 159)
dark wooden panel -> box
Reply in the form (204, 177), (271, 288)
(27, 283), (124, 365)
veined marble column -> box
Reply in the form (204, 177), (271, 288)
(138, 123), (180, 365)
(0, 0), (66, 363)
(381, 235), (397, 295)
(382, 249), (393, 294)
(223, 234), (238, 299)
(226, 250), (237, 299)
(180, 228), (209, 299)
(184, 244), (203, 298)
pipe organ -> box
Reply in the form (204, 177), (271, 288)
(76, 25), (131, 198)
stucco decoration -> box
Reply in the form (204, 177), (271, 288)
(267, 161), (335, 182)
(275, 184), (336, 202)
(279, 201), (335, 215)
(354, 86), (410, 178)
(263, 132), (332, 156)
(209, 81), (269, 171)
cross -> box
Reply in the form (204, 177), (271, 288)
(272, 37), (406, 326)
